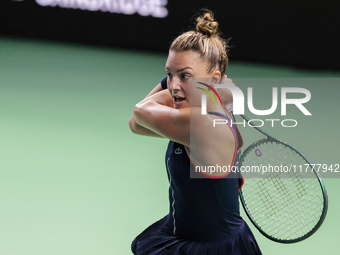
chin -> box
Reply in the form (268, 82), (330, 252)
(173, 99), (189, 109)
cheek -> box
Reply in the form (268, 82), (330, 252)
(188, 91), (203, 107)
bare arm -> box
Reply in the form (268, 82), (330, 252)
(133, 89), (192, 146)
(129, 82), (173, 137)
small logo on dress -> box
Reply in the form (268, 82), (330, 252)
(175, 148), (182, 154)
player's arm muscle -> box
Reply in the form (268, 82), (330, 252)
(129, 83), (166, 138)
(133, 90), (190, 146)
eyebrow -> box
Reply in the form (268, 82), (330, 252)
(165, 67), (193, 73)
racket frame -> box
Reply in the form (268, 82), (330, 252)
(237, 114), (328, 243)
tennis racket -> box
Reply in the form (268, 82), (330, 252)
(194, 80), (328, 242)
(235, 114), (328, 243)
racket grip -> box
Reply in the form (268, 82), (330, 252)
(161, 75), (168, 90)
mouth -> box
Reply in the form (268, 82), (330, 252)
(173, 95), (186, 103)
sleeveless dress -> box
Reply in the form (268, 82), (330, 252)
(131, 112), (262, 255)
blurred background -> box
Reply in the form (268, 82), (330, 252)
(1, 1), (340, 254)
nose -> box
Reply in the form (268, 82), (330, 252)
(169, 76), (181, 91)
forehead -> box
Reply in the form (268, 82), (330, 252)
(166, 50), (203, 69)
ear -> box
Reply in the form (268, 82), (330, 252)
(211, 70), (221, 84)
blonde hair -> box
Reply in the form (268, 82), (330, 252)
(170, 10), (230, 76)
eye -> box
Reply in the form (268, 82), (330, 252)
(167, 72), (173, 80)
(181, 73), (190, 79)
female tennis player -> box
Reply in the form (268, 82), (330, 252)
(128, 10), (262, 255)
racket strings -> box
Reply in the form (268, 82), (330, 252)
(240, 141), (324, 241)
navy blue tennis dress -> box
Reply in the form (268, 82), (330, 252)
(131, 112), (262, 255)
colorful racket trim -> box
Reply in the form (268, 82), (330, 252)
(238, 115), (328, 243)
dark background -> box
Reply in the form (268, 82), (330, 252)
(1, 0), (339, 70)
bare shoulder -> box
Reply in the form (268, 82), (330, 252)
(190, 109), (235, 146)
(189, 110), (236, 177)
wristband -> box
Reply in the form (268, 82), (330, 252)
(161, 75), (168, 90)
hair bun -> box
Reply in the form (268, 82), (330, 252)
(196, 12), (218, 37)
